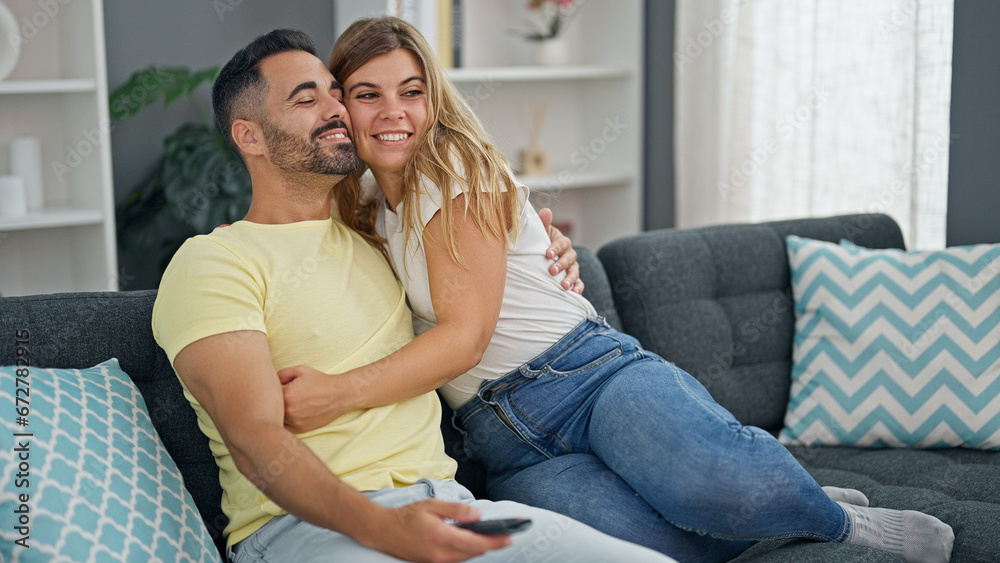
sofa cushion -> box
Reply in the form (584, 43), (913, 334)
(0, 291), (228, 554)
(598, 214), (906, 432)
(733, 445), (1000, 562)
(577, 246), (623, 331)
(780, 237), (1000, 449)
(0, 359), (221, 562)
(787, 446), (1000, 561)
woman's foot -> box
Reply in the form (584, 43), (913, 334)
(838, 502), (954, 563)
(822, 486), (869, 506)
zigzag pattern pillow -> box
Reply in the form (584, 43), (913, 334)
(779, 236), (1000, 449)
(0, 359), (221, 562)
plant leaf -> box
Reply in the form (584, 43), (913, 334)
(109, 65), (221, 120)
(161, 68), (193, 105)
(158, 122), (251, 232)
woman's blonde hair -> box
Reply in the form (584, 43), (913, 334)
(330, 15), (520, 267)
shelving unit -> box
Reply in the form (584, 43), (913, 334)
(0, 0), (117, 297)
(447, 0), (644, 248)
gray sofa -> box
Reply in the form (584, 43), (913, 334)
(2, 213), (997, 562)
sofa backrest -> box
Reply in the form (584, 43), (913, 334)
(0, 290), (228, 552)
(597, 214), (905, 433)
(577, 247), (624, 331)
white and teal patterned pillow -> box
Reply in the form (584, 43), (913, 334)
(779, 236), (1000, 449)
(0, 359), (221, 562)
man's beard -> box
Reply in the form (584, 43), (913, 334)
(262, 119), (360, 176)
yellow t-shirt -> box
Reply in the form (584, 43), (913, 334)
(151, 217), (457, 546)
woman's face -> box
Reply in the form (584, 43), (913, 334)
(341, 48), (429, 178)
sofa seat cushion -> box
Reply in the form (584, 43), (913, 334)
(732, 446), (1000, 562)
(801, 446), (998, 561)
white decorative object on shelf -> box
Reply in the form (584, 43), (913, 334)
(534, 37), (569, 66)
(521, 0), (578, 66)
(0, 1), (20, 81)
(0, 176), (28, 217)
(10, 137), (44, 211)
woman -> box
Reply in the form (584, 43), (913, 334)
(279, 16), (954, 563)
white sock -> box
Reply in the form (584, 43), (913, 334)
(822, 486), (869, 506)
(838, 502), (954, 563)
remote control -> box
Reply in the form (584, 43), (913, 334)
(454, 517), (533, 535)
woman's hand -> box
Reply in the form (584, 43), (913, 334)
(278, 365), (350, 433)
(539, 208), (584, 294)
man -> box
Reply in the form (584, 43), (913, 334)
(152, 28), (672, 563)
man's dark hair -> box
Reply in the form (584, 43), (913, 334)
(212, 29), (317, 159)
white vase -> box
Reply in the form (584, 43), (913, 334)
(534, 37), (569, 66)
(0, 1), (20, 81)
(10, 137), (43, 211)
(0, 176), (28, 217)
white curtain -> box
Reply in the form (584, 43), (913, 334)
(674, 0), (954, 249)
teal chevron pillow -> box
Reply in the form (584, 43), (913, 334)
(0, 359), (221, 562)
(779, 236), (1000, 449)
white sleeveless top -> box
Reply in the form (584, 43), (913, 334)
(363, 171), (596, 408)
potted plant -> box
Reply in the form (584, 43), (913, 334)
(519, 0), (580, 65)
(110, 65), (252, 274)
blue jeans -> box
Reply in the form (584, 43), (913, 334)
(226, 479), (673, 562)
(454, 317), (848, 563)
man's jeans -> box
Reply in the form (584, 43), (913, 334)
(454, 317), (849, 563)
(226, 479), (673, 562)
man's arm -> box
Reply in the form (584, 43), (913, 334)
(280, 196), (506, 432)
(173, 331), (510, 562)
(279, 206), (587, 432)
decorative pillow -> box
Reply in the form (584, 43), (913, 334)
(779, 236), (1000, 449)
(0, 359), (221, 562)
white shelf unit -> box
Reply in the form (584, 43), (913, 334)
(448, 0), (644, 249)
(0, 0), (117, 297)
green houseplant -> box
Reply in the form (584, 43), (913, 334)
(111, 66), (251, 273)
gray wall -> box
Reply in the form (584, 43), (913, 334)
(946, 0), (1000, 246)
(104, 0), (337, 290)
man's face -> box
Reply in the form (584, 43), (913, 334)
(256, 51), (360, 176)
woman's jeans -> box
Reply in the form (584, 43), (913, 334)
(454, 317), (848, 562)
